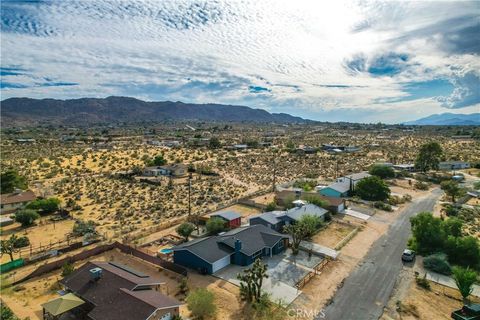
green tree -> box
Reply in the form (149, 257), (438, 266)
(12, 236), (30, 248)
(423, 253), (452, 275)
(61, 261), (75, 277)
(15, 209), (40, 227)
(474, 181), (480, 190)
(26, 197), (61, 214)
(178, 277), (189, 296)
(440, 180), (464, 203)
(355, 176), (391, 201)
(409, 212), (445, 255)
(186, 288), (216, 320)
(285, 140), (295, 151)
(442, 217), (463, 238)
(148, 154), (166, 166)
(176, 222), (195, 241)
(369, 165), (395, 179)
(445, 236), (480, 268)
(206, 217), (226, 235)
(265, 202), (276, 212)
(0, 235), (21, 262)
(0, 303), (19, 320)
(208, 137), (221, 149)
(452, 266), (478, 302)
(72, 220), (97, 236)
(0, 170), (28, 194)
(303, 195), (327, 209)
(284, 214), (320, 254)
(415, 142), (443, 172)
(237, 259), (269, 303)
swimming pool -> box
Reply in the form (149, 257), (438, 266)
(160, 248), (173, 254)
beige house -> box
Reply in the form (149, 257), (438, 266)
(0, 190), (36, 214)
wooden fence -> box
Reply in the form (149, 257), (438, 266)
(295, 259), (329, 290)
(11, 241), (187, 286)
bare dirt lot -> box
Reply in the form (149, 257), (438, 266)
(382, 281), (480, 320)
(311, 222), (356, 249)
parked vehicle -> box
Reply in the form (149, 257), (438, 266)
(451, 304), (480, 320)
(401, 249), (415, 262)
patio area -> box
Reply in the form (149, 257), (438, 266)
(213, 249), (323, 304)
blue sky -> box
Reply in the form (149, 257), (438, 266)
(1, 0), (479, 123)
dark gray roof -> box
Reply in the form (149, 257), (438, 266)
(218, 225), (287, 256)
(249, 211), (285, 225)
(211, 210), (241, 221)
(172, 236), (233, 263)
(286, 204), (328, 221)
(173, 225), (287, 261)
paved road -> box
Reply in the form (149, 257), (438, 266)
(323, 189), (443, 320)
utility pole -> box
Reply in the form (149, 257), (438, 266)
(188, 172), (192, 217)
(335, 156), (339, 179)
(272, 157), (277, 192)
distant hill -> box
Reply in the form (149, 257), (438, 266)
(404, 113), (480, 125)
(0, 96), (307, 127)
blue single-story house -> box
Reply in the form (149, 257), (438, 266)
(249, 203), (328, 232)
(172, 225), (288, 274)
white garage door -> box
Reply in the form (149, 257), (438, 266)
(212, 255), (231, 273)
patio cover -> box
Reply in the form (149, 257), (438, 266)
(42, 293), (85, 316)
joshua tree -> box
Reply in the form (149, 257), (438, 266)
(237, 259), (268, 303)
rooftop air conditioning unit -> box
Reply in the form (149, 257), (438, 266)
(89, 267), (103, 281)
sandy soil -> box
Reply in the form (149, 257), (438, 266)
(1, 219), (76, 263)
(251, 192), (276, 205)
(311, 222), (356, 249)
(382, 282), (480, 320)
(208, 204), (261, 220)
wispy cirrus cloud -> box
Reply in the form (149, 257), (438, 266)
(1, 0), (479, 123)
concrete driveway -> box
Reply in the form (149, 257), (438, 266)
(214, 249), (319, 304)
(344, 208), (371, 220)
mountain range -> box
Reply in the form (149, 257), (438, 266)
(0, 96), (307, 127)
(404, 113), (480, 126)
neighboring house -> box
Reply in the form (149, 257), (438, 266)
(275, 190), (346, 213)
(318, 182), (350, 198)
(393, 164), (415, 172)
(344, 146), (360, 153)
(0, 189), (36, 214)
(60, 261), (181, 320)
(295, 146), (316, 155)
(0, 216), (14, 227)
(172, 225), (289, 274)
(143, 164), (187, 177)
(439, 161), (470, 171)
(318, 172), (370, 198)
(210, 211), (242, 229)
(159, 164), (187, 177)
(233, 144), (248, 150)
(249, 203), (328, 232)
